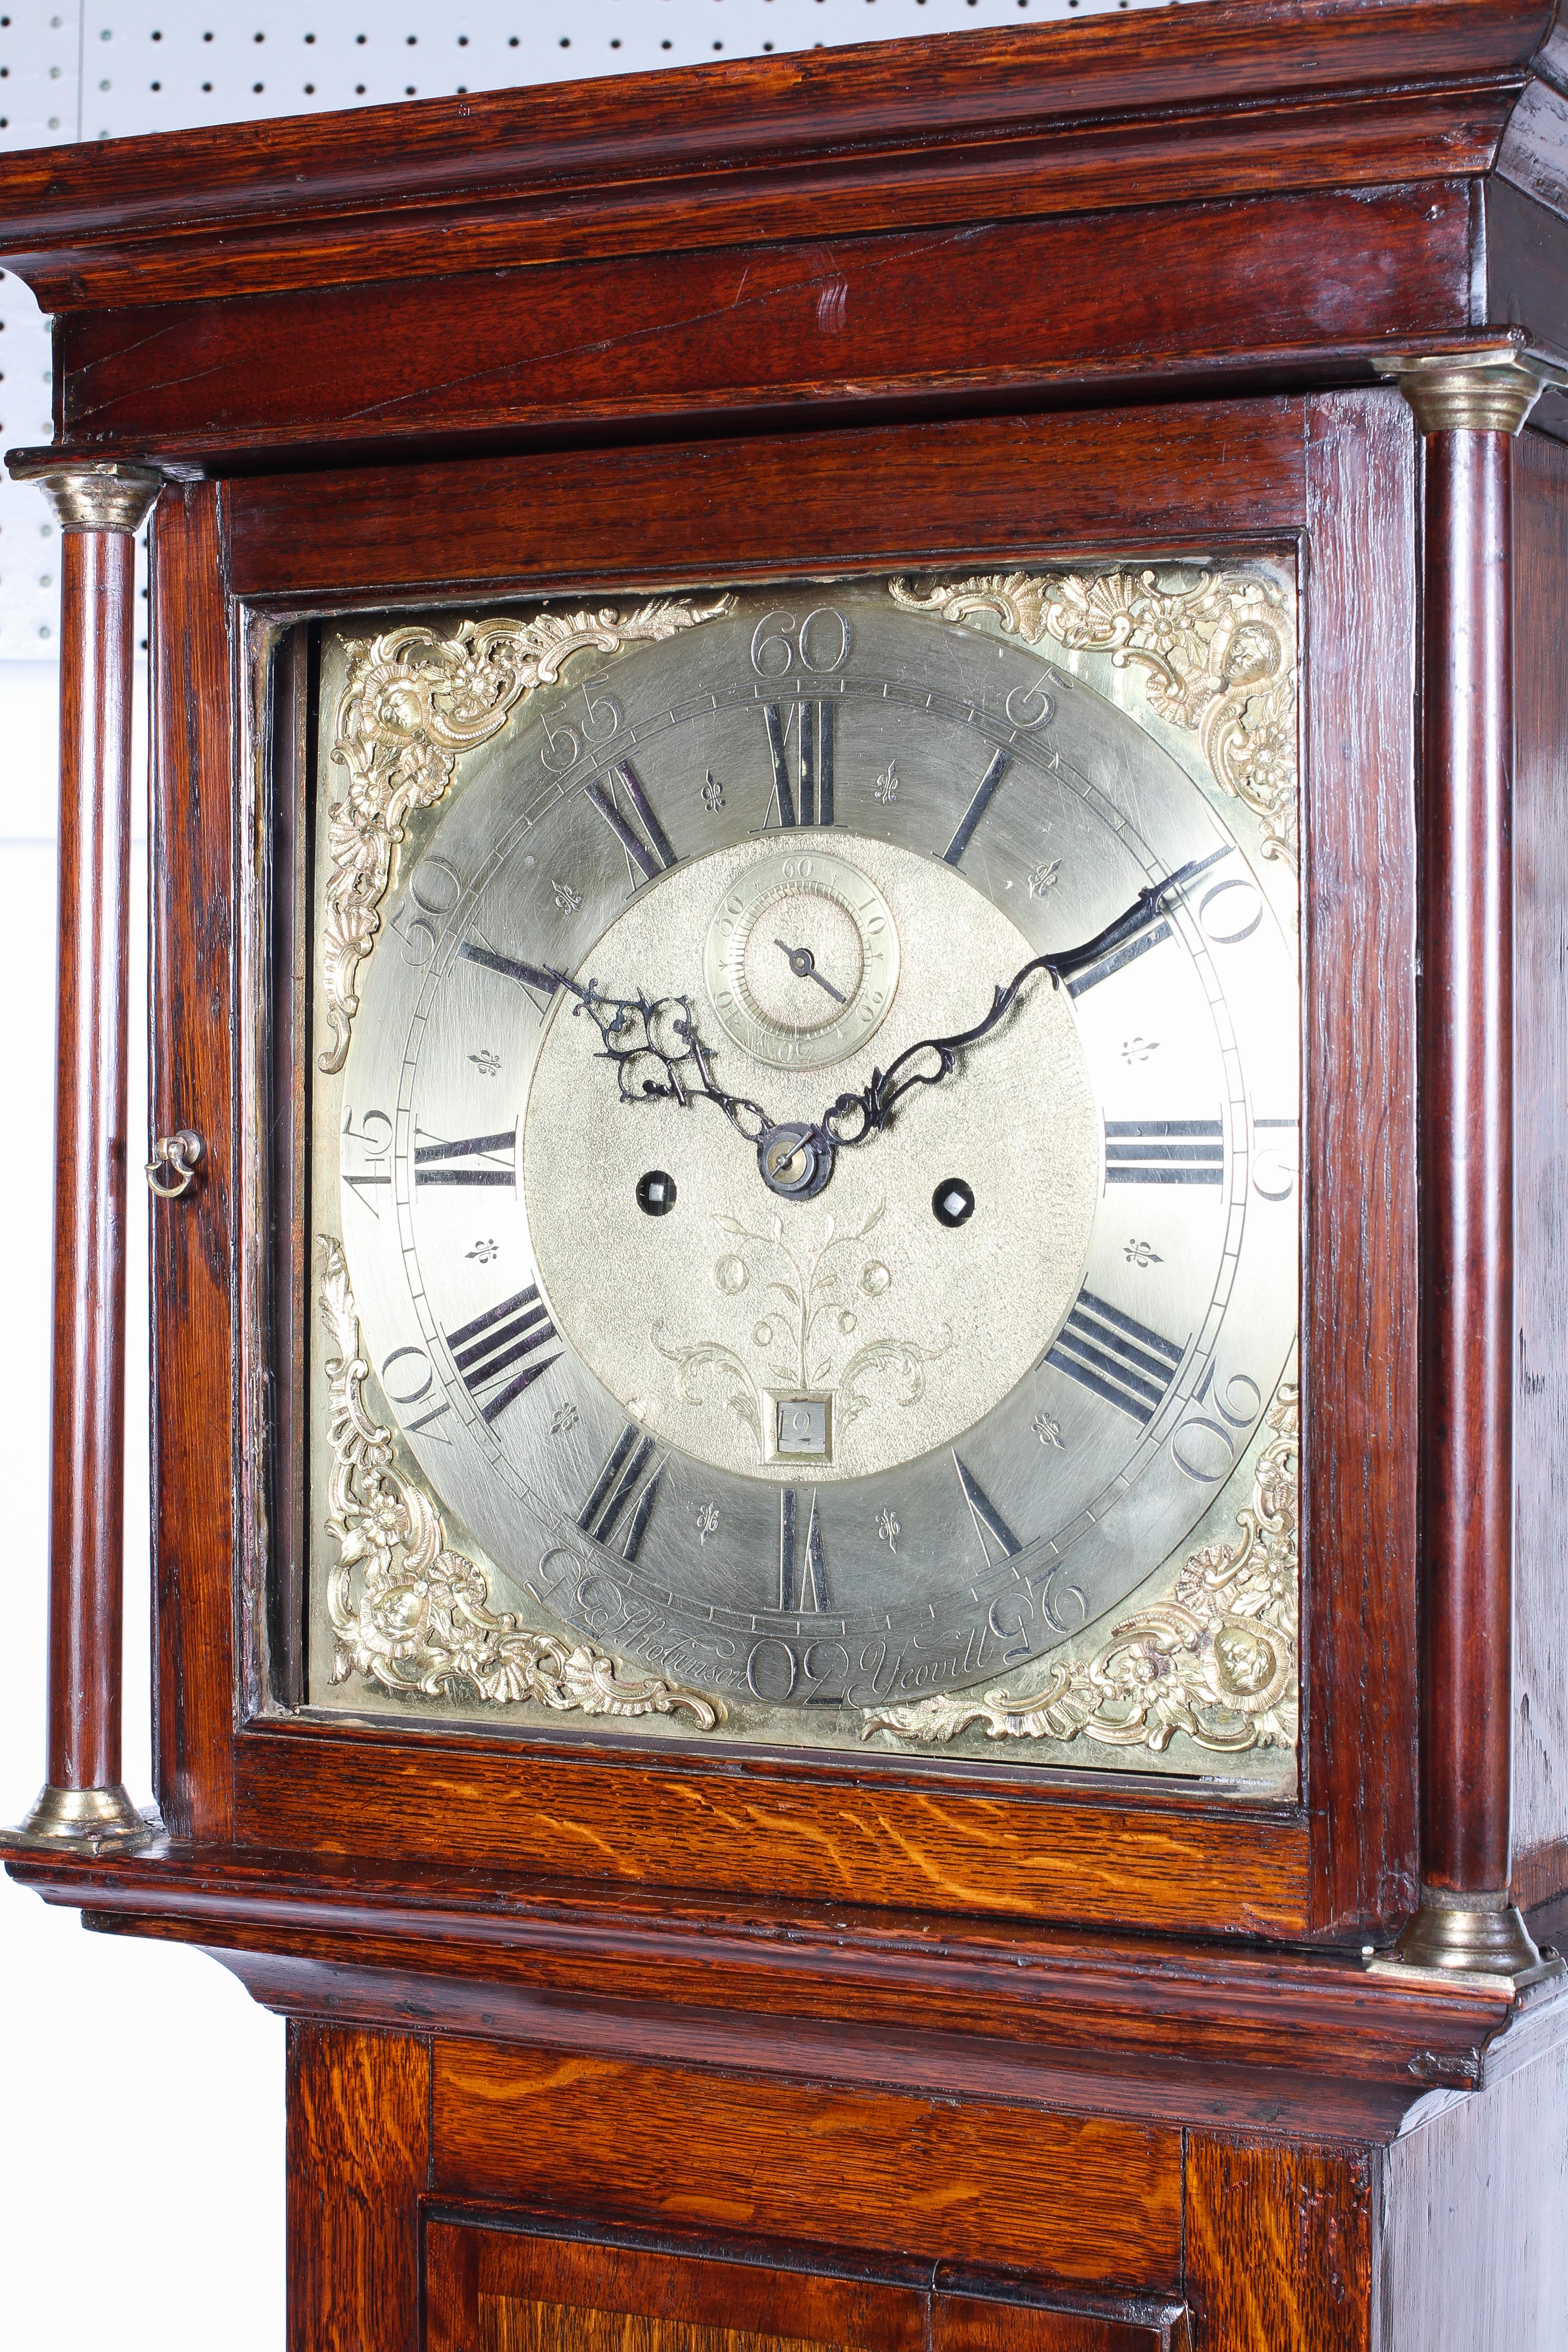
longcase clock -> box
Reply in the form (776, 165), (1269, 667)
(4, 5), (1568, 2346)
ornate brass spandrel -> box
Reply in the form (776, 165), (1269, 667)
(316, 1234), (725, 1730)
(889, 564), (1298, 876)
(318, 596), (733, 1073)
(867, 1378), (1298, 1762)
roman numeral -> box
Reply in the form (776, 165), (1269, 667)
(446, 1284), (559, 1425)
(942, 748), (1011, 865)
(1044, 1289), (1185, 1424)
(779, 1488), (829, 1612)
(458, 940), (560, 1016)
(414, 1128), (516, 1187)
(1065, 922), (1171, 997)
(760, 701), (835, 828)
(586, 760), (678, 886)
(1104, 1118), (1224, 1186)
(579, 1426), (666, 1563)
(953, 1455), (1023, 1569)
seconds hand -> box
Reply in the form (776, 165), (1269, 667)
(774, 938), (847, 1005)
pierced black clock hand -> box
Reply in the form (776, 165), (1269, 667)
(814, 844), (1235, 1154)
(540, 845), (1234, 1201)
(774, 937), (848, 1004)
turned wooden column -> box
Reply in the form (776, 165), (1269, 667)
(9, 455), (162, 1850)
(1377, 349), (1561, 1982)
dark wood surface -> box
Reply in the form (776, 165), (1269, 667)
(287, 2024), (431, 2352)
(148, 482), (237, 1843)
(1300, 391), (1421, 1932)
(426, 2225), (1193, 2352)
(431, 2043), (1183, 2291)
(4, 1840), (1521, 2108)
(1417, 426), (1518, 1897)
(55, 187), (1471, 471)
(0, 0), (1553, 320)
(1509, 425), (1568, 1899)
(223, 400), (1308, 604)
(44, 526), (137, 1795)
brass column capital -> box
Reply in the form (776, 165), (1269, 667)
(6, 450), (163, 533)
(1375, 347), (1563, 436)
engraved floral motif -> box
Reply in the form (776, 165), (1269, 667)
(318, 597), (731, 1072)
(866, 1382), (1298, 1756)
(317, 1235), (722, 1727)
(652, 1205), (951, 1454)
(889, 567), (1297, 872)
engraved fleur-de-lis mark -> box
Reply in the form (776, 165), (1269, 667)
(1028, 858), (1061, 897)
(874, 760), (900, 804)
(469, 1048), (502, 1077)
(876, 1508), (900, 1554)
(552, 878), (583, 915)
(701, 770), (725, 813)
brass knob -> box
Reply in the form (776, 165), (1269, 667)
(146, 1128), (203, 1199)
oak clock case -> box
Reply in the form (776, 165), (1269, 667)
(305, 564), (1299, 1783)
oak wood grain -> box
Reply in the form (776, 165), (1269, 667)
(0, 0), (1548, 314)
(427, 2227), (928, 2352)
(1509, 426), (1568, 1896)
(230, 1722), (1310, 1937)
(432, 2044), (1183, 2291)
(1185, 2135), (1375, 2352)
(56, 186), (1468, 466)
(1301, 391), (1421, 1933)
(224, 401), (1308, 605)
(148, 481), (237, 1842)
(287, 2024), (431, 2352)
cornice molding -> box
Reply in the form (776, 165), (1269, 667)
(0, 0), (1553, 311)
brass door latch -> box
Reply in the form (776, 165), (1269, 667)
(146, 1128), (204, 1199)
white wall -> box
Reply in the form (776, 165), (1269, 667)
(0, 1), (1199, 2342)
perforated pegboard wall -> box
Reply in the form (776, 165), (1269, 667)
(0, 0), (1200, 653)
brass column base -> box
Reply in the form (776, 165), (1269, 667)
(1367, 1885), (1566, 1994)
(9, 1783), (158, 1853)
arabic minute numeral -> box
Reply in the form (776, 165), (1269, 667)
(390, 854), (462, 968)
(341, 1106), (392, 1214)
(1044, 1289), (1185, 1425)
(1196, 874), (1265, 945)
(413, 1127), (517, 1188)
(446, 1284), (560, 1425)
(586, 760), (679, 887)
(578, 1426), (666, 1563)
(1171, 1362), (1265, 1484)
(1252, 1116), (1299, 1203)
(1103, 1118), (1225, 1188)
(1003, 675), (1055, 730)
(377, 1345), (455, 1444)
(749, 606), (853, 679)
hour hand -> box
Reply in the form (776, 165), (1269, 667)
(774, 938), (847, 1004)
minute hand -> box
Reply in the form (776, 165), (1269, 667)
(819, 847), (1234, 1149)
